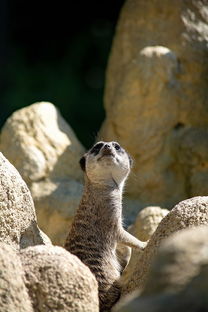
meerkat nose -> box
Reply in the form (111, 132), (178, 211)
(104, 143), (111, 149)
(102, 144), (114, 156)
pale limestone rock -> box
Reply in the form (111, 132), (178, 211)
(122, 196), (208, 295)
(0, 102), (85, 245)
(0, 101), (84, 184)
(176, 127), (208, 197)
(116, 268), (208, 312)
(130, 206), (169, 242)
(115, 226), (208, 312)
(0, 243), (33, 312)
(143, 226), (208, 296)
(0, 152), (51, 250)
(20, 245), (99, 312)
(121, 206), (169, 285)
(100, 0), (208, 211)
(30, 178), (83, 245)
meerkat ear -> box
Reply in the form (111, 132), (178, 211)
(128, 154), (133, 168)
(79, 155), (86, 171)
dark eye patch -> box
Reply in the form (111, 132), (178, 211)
(90, 142), (104, 155)
(113, 143), (120, 150)
(113, 142), (123, 152)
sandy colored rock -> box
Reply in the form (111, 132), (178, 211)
(31, 178), (83, 245)
(20, 245), (99, 312)
(0, 243), (33, 312)
(130, 206), (169, 242)
(100, 0), (208, 211)
(0, 102), (85, 245)
(122, 196), (208, 295)
(115, 226), (208, 312)
(176, 127), (208, 197)
(121, 206), (168, 285)
(0, 101), (85, 184)
(143, 225), (208, 296)
(115, 266), (208, 312)
(0, 152), (51, 250)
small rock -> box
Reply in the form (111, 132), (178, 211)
(130, 206), (169, 242)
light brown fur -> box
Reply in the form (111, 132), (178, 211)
(65, 141), (146, 311)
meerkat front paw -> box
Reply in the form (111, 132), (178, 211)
(118, 229), (148, 251)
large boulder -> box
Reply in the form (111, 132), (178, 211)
(0, 101), (84, 184)
(0, 152), (51, 250)
(20, 245), (99, 312)
(115, 227), (208, 312)
(0, 102), (85, 245)
(143, 226), (208, 296)
(122, 196), (208, 295)
(100, 0), (208, 211)
(0, 243), (33, 312)
(30, 178), (82, 244)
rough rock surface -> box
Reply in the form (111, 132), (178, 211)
(116, 267), (208, 312)
(0, 152), (51, 250)
(143, 225), (208, 296)
(122, 196), (208, 295)
(121, 206), (168, 284)
(20, 245), (99, 312)
(0, 101), (85, 184)
(0, 102), (85, 245)
(115, 226), (208, 312)
(100, 0), (208, 210)
(0, 243), (33, 312)
(30, 178), (83, 244)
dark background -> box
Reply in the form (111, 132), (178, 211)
(0, 0), (124, 148)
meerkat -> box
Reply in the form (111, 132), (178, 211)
(65, 141), (147, 311)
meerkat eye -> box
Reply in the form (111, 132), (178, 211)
(113, 143), (121, 151)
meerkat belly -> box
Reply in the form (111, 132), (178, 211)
(66, 230), (121, 311)
(67, 232), (121, 280)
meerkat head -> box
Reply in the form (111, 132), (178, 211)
(79, 141), (132, 188)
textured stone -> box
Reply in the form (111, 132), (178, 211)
(115, 226), (208, 312)
(130, 206), (169, 242)
(20, 245), (99, 312)
(115, 267), (208, 312)
(122, 196), (208, 295)
(143, 226), (208, 296)
(0, 101), (85, 184)
(0, 152), (51, 250)
(176, 127), (208, 197)
(0, 243), (33, 312)
(0, 102), (85, 245)
(31, 178), (83, 245)
(121, 206), (168, 285)
(100, 0), (208, 211)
